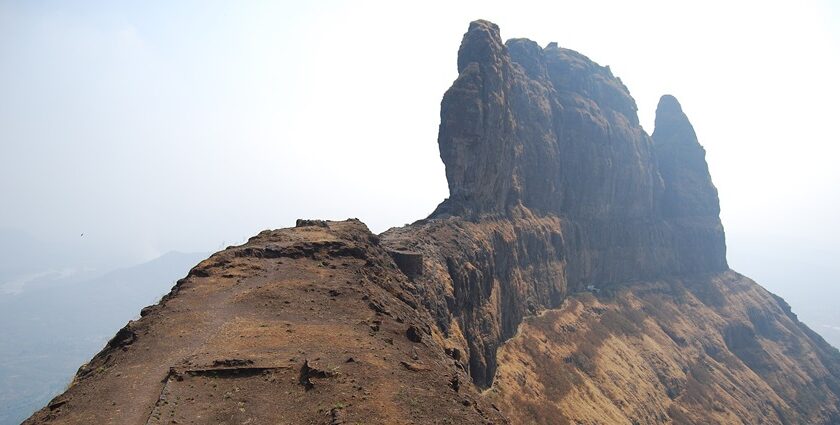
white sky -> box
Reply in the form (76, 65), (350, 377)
(1, 0), (838, 302)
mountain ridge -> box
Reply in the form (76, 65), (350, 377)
(24, 20), (840, 425)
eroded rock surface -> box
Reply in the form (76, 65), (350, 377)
(489, 272), (840, 424)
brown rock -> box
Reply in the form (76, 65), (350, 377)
(387, 249), (424, 280)
(405, 325), (423, 343)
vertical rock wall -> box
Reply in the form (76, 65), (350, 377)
(413, 20), (729, 387)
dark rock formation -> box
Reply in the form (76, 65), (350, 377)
(435, 19), (726, 284)
(411, 19), (728, 387)
(652, 94), (728, 274)
(24, 19), (840, 425)
(653, 95), (721, 218)
(438, 20), (657, 220)
(387, 249), (424, 280)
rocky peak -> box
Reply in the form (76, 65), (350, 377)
(456, 20), (505, 74)
(653, 94), (722, 218)
(654, 94), (687, 127)
(436, 20), (658, 220)
(437, 20), (727, 281)
(437, 20), (520, 217)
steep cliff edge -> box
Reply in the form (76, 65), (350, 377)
(395, 19), (729, 389)
(25, 20), (840, 425)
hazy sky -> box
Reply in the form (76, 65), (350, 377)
(1, 0), (838, 298)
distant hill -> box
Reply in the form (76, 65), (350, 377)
(0, 251), (206, 425)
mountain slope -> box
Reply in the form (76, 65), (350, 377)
(24, 20), (840, 425)
(489, 272), (840, 424)
(25, 221), (506, 424)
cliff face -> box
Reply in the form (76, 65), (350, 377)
(436, 20), (726, 283)
(25, 20), (840, 425)
(439, 21), (657, 220)
(415, 20), (729, 388)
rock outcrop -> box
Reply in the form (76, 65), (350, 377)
(25, 20), (840, 425)
(416, 20), (729, 387)
(436, 20), (726, 282)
